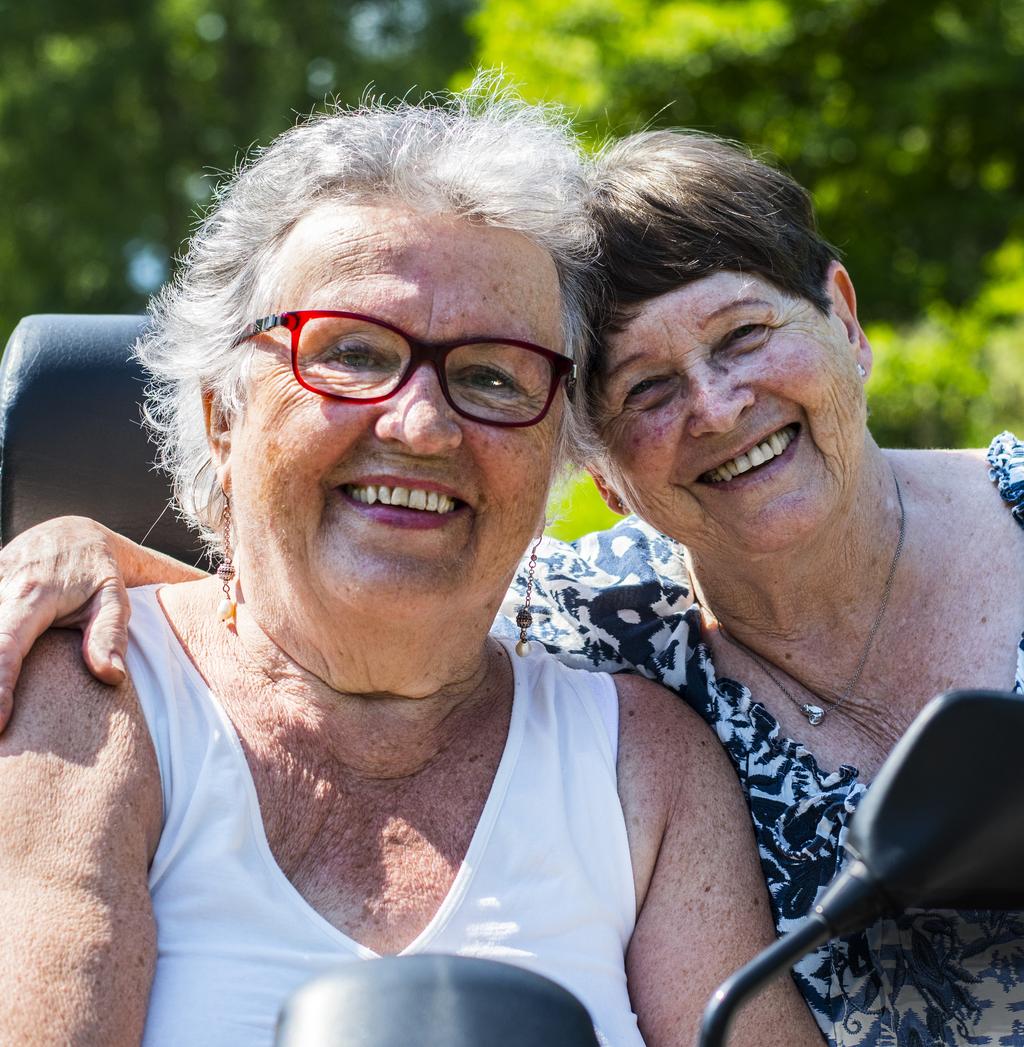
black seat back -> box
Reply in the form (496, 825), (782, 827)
(275, 955), (600, 1046)
(0, 315), (205, 562)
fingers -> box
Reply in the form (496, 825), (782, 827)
(80, 579), (131, 687)
(0, 517), (129, 732)
(0, 588), (69, 731)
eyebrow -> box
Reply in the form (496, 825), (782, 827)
(603, 296), (775, 382)
(698, 297), (773, 328)
(603, 349), (651, 383)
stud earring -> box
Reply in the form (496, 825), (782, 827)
(216, 496), (237, 625)
(515, 538), (542, 657)
(857, 363), (867, 378)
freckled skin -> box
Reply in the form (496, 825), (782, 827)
(593, 264), (1024, 782)
(594, 266), (871, 559)
(0, 204), (823, 1047)
(209, 202), (566, 691)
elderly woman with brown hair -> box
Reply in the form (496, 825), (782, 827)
(3, 122), (1023, 1045)
(0, 99), (820, 1047)
(547, 132), (1024, 1044)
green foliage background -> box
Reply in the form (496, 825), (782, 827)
(2, 0), (1021, 540)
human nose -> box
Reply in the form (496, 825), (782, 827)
(373, 363), (463, 453)
(684, 363), (755, 438)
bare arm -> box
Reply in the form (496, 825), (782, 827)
(616, 674), (823, 1047)
(0, 517), (205, 728)
(0, 628), (164, 1045)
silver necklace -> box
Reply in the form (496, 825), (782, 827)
(713, 472), (906, 726)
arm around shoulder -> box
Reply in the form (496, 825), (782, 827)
(0, 628), (163, 1046)
(614, 674), (823, 1047)
(0, 516), (206, 730)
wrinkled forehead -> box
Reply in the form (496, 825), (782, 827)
(261, 201), (566, 349)
(607, 270), (788, 350)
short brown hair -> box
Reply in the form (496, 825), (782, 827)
(589, 130), (839, 326)
(568, 131), (840, 458)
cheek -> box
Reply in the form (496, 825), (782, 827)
(480, 428), (556, 522)
(605, 407), (680, 476)
(229, 388), (345, 517)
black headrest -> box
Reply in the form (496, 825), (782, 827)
(0, 315), (205, 563)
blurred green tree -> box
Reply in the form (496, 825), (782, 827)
(3, 1), (1022, 540)
(0, 0), (473, 345)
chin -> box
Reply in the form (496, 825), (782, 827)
(321, 541), (481, 601)
(729, 492), (835, 556)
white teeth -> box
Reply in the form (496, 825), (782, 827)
(345, 484), (457, 514)
(702, 425), (796, 484)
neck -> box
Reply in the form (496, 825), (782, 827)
(182, 575), (513, 779)
(689, 441), (904, 674)
(239, 578), (503, 699)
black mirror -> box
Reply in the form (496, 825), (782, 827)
(700, 689), (1024, 1047)
(275, 954), (600, 1047)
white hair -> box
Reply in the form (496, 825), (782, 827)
(135, 76), (597, 551)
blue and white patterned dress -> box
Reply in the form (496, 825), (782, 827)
(498, 432), (1024, 1046)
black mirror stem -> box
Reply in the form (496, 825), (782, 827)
(699, 862), (884, 1047)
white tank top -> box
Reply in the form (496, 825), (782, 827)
(126, 587), (644, 1047)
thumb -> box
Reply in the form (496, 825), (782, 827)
(80, 579), (132, 686)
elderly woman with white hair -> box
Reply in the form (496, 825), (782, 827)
(0, 94), (820, 1047)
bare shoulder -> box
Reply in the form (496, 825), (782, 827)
(0, 627), (162, 856)
(612, 671), (720, 771)
(611, 672), (740, 899)
(888, 445), (1019, 541)
(887, 445), (989, 485)
(0, 630), (161, 1043)
(7, 627), (150, 757)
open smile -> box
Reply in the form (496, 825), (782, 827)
(700, 424), (799, 484)
(345, 483), (459, 514)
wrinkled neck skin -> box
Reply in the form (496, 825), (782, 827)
(175, 564), (515, 780)
(687, 434), (904, 662)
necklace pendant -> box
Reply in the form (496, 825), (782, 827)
(801, 703), (826, 726)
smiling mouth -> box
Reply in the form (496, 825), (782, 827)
(700, 424), (798, 484)
(345, 483), (459, 514)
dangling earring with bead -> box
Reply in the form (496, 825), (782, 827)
(216, 496), (237, 625)
(515, 538), (542, 657)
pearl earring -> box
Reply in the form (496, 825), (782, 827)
(515, 538), (542, 657)
(857, 363), (867, 377)
(216, 497), (237, 625)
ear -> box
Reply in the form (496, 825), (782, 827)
(203, 391), (233, 490)
(826, 261), (873, 377)
(588, 467), (628, 516)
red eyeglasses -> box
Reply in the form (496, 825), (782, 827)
(234, 310), (576, 428)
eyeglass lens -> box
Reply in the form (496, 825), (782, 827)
(296, 315), (554, 424)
